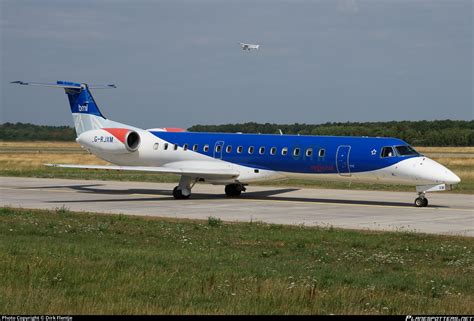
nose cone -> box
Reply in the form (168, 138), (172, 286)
(445, 169), (461, 184)
(394, 156), (461, 185)
(426, 158), (461, 185)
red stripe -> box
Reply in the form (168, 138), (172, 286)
(164, 128), (186, 132)
(103, 128), (130, 143)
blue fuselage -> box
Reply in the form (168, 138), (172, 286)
(150, 131), (416, 175)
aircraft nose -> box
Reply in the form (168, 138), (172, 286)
(446, 171), (461, 184)
(429, 158), (461, 185)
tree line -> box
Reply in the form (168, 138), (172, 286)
(1, 120), (473, 146)
(189, 120), (474, 146)
(0, 122), (76, 141)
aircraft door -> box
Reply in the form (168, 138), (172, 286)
(336, 145), (351, 176)
(214, 141), (224, 159)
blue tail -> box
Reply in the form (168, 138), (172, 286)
(11, 80), (138, 135)
(58, 81), (106, 118)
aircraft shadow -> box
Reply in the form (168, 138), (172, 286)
(243, 192), (420, 208)
(243, 190), (449, 208)
(31, 183), (449, 209)
(45, 185), (299, 203)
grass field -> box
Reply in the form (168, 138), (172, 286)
(1, 207), (472, 315)
(0, 141), (472, 193)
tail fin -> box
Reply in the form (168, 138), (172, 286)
(11, 80), (134, 135)
(59, 81), (107, 118)
(59, 81), (108, 134)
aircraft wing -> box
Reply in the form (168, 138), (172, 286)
(45, 162), (240, 180)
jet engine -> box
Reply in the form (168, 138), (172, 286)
(77, 128), (141, 154)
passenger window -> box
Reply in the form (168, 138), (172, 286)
(216, 145), (222, 153)
(248, 146), (254, 154)
(318, 149), (325, 157)
(164, 143), (169, 150)
(174, 144), (178, 151)
(183, 144), (188, 151)
(259, 147), (265, 155)
(193, 144), (198, 151)
(282, 147), (288, 156)
(226, 145), (232, 153)
(381, 146), (395, 158)
(306, 148), (313, 157)
(153, 143), (159, 150)
(203, 145), (209, 152)
(270, 147), (277, 155)
(293, 148), (300, 157)
(237, 146), (243, 153)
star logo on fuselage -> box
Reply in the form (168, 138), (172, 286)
(371, 149), (377, 156)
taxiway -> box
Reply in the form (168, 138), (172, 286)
(1, 177), (472, 236)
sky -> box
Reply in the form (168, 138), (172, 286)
(1, 0), (472, 129)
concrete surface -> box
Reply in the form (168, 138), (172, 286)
(1, 176), (472, 236)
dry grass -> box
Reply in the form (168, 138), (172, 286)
(432, 157), (474, 167)
(416, 147), (474, 154)
(0, 141), (107, 169)
(1, 142), (470, 173)
(0, 153), (108, 170)
(1, 141), (472, 153)
(0, 142), (472, 192)
(0, 141), (79, 149)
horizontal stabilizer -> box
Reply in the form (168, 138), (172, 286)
(11, 81), (116, 89)
(45, 163), (240, 179)
(11, 81), (81, 89)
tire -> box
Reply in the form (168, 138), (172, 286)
(173, 186), (190, 200)
(422, 198), (428, 207)
(414, 197), (424, 207)
(225, 184), (242, 197)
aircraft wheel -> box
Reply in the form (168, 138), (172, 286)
(225, 184), (242, 197)
(173, 186), (190, 200)
(414, 197), (427, 207)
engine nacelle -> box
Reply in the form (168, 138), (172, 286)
(77, 128), (141, 154)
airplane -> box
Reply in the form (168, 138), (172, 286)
(240, 42), (260, 51)
(12, 80), (461, 207)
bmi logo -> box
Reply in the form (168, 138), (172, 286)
(78, 102), (89, 112)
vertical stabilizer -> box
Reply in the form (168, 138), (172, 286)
(60, 81), (108, 135)
(11, 80), (138, 136)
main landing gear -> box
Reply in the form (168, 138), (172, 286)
(172, 176), (196, 200)
(173, 186), (190, 199)
(172, 178), (247, 200)
(225, 183), (246, 197)
(414, 192), (429, 207)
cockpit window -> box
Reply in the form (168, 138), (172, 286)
(395, 145), (419, 156)
(381, 146), (395, 158)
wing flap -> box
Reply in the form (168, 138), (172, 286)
(45, 163), (239, 179)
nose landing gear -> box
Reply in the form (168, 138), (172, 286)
(414, 193), (428, 207)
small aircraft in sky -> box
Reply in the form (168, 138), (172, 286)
(240, 42), (260, 51)
(12, 80), (461, 206)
